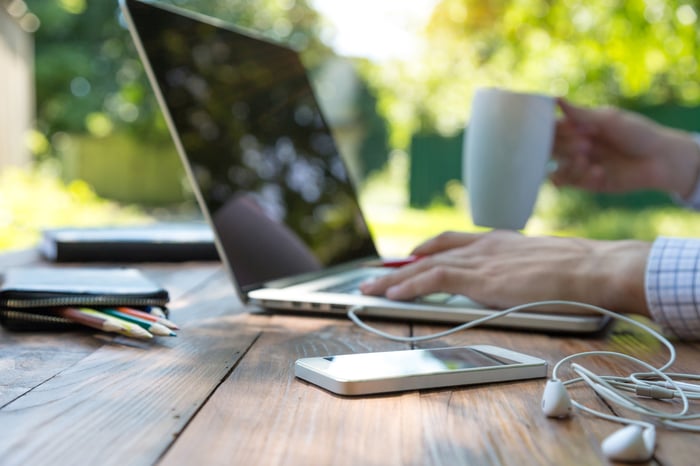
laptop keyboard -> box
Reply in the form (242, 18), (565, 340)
(321, 275), (372, 295)
(321, 274), (455, 304)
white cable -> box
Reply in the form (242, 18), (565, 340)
(552, 350), (691, 417)
(347, 299), (700, 434)
(571, 362), (690, 419)
(348, 301), (579, 342)
(662, 418), (700, 432)
(632, 374), (700, 393)
(348, 300), (674, 354)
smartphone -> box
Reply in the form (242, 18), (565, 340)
(294, 344), (547, 396)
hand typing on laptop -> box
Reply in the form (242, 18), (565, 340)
(359, 230), (651, 317)
(363, 101), (700, 340)
(122, 1), (610, 333)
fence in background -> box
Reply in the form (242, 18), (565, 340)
(409, 104), (700, 208)
(0, 6), (32, 168)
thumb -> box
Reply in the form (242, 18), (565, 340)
(557, 98), (598, 135)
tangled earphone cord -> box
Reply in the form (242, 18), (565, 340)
(347, 300), (676, 365)
(347, 300), (700, 432)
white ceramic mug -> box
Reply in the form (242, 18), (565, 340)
(464, 87), (556, 229)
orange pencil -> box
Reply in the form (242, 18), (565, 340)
(55, 307), (153, 339)
(101, 308), (176, 337)
(117, 307), (180, 330)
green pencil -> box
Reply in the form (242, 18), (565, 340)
(100, 308), (177, 337)
(56, 307), (153, 339)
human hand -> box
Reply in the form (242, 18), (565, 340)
(552, 99), (700, 198)
(359, 230), (651, 316)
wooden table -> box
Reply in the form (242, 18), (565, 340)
(1, 249), (699, 466)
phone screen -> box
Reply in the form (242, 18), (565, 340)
(321, 347), (519, 380)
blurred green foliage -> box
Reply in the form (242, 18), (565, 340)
(364, 0), (700, 147)
(361, 156), (698, 257)
(5, 0), (698, 253)
(0, 166), (148, 251)
(26, 0), (328, 155)
(65, 133), (190, 205)
(25, 0), (700, 165)
(360, 0), (699, 237)
(531, 183), (699, 240)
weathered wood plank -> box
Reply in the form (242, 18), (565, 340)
(159, 312), (414, 465)
(411, 327), (614, 465)
(0, 263), (222, 406)
(0, 265), (254, 466)
(155, 315), (604, 465)
(0, 330), (102, 406)
(3, 250), (700, 465)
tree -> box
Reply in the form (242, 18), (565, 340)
(25, 0), (329, 154)
(365, 0), (700, 148)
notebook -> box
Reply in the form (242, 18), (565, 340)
(41, 223), (218, 262)
(120, 0), (607, 333)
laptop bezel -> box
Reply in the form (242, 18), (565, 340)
(120, 0), (609, 334)
(120, 0), (381, 304)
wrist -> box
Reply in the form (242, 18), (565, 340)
(660, 129), (700, 198)
(592, 240), (652, 316)
(677, 133), (700, 207)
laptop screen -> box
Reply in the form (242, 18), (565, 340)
(123, 0), (378, 292)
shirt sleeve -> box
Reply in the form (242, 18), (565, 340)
(645, 236), (700, 340)
(676, 133), (700, 210)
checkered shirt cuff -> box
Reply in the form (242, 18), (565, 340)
(646, 237), (700, 340)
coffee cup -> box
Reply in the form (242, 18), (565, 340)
(463, 87), (556, 230)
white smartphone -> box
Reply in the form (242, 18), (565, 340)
(294, 344), (547, 396)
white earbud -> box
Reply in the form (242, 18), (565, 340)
(348, 300), (696, 458)
(541, 379), (572, 418)
(600, 424), (655, 463)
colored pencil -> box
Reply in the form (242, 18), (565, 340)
(78, 308), (154, 339)
(117, 306), (179, 330)
(56, 307), (153, 339)
(147, 307), (167, 318)
(101, 308), (176, 337)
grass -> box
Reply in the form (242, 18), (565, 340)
(0, 153), (697, 254)
(359, 152), (699, 257)
(0, 164), (151, 251)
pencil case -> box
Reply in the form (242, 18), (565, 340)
(0, 267), (170, 331)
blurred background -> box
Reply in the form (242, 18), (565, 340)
(1, 0), (698, 256)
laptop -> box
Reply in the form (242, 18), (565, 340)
(120, 0), (607, 333)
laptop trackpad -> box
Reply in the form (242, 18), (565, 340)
(418, 293), (483, 309)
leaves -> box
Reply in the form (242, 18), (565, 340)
(25, 0), (327, 147)
(365, 0), (700, 147)
(0, 167), (148, 250)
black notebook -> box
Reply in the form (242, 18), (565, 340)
(40, 223), (219, 262)
(0, 266), (171, 331)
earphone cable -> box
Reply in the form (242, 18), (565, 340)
(347, 299), (700, 433)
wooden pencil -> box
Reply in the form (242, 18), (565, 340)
(55, 307), (153, 339)
(101, 308), (176, 337)
(117, 306), (179, 330)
